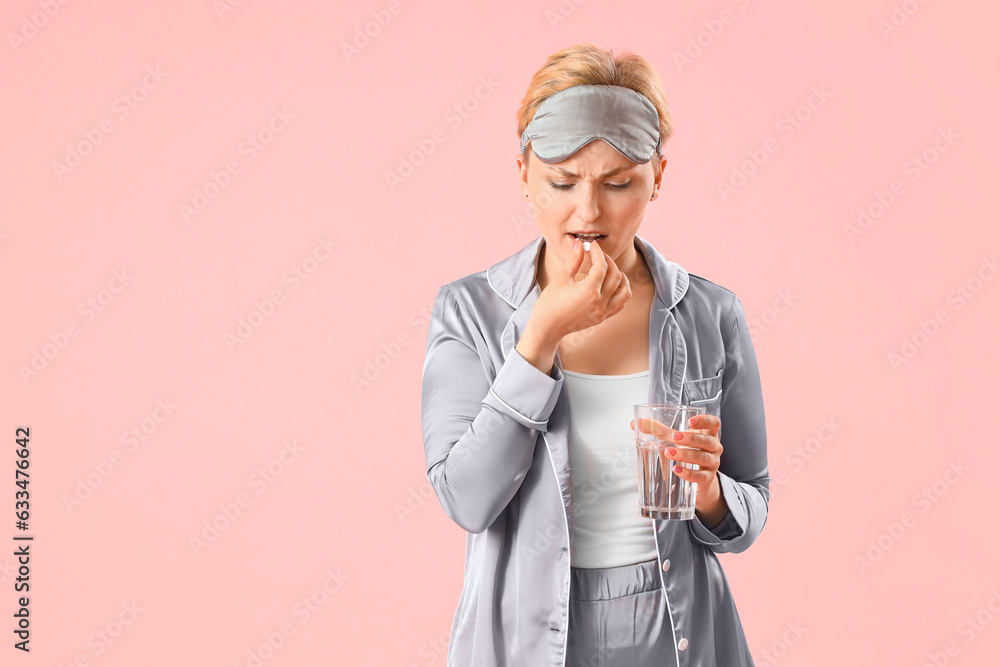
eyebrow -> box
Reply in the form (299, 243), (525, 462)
(549, 165), (636, 178)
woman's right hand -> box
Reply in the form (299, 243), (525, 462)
(527, 238), (632, 346)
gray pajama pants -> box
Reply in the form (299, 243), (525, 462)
(566, 558), (676, 666)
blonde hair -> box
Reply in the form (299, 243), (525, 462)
(516, 43), (673, 179)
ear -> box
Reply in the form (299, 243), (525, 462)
(653, 156), (667, 189)
(517, 154), (530, 191)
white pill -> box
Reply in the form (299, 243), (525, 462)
(583, 241), (591, 251)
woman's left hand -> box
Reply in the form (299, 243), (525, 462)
(631, 414), (724, 511)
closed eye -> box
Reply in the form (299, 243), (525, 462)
(549, 181), (631, 191)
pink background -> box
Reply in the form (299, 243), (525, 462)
(3, 0), (998, 665)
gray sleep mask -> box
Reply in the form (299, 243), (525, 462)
(519, 84), (662, 164)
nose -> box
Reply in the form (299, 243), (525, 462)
(572, 184), (601, 222)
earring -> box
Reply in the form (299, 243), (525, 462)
(524, 193), (529, 199)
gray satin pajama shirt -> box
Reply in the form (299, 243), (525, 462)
(420, 234), (770, 666)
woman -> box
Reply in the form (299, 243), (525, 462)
(421, 43), (769, 667)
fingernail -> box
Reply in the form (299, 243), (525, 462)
(672, 431), (683, 441)
(573, 237), (579, 249)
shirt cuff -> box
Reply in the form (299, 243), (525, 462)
(480, 346), (563, 432)
(689, 471), (746, 544)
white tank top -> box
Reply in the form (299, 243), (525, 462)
(562, 368), (658, 569)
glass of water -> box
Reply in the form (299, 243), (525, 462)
(633, 404), (707, 520)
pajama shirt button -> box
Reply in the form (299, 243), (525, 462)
(662, 559), (671, 572)
(678, 637), (689, 651)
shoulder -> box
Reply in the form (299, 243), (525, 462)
(439, 270), (494, 304)
(681, 270), (741, 310)
(434, 270), (512, 324)
(676, 271), (744, 342)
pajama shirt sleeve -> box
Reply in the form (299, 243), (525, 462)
(688, 296), (770, 554)
(421, 285), (563, 534)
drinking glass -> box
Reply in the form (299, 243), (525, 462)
(633, 404), (707, 520)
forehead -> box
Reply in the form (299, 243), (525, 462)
(546, 163), (637, 178)
(539, 138), (642, 177)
